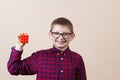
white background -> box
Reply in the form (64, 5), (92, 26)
(0, 0), (120, 80)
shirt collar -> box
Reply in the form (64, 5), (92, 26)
(52, 45), (71, 54)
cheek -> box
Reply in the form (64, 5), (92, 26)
(68, 36), (73, 41)
(65, 37), (72, 41)
(51, 38), (57, 42)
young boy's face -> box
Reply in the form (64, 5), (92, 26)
(49, 24), (75, 51)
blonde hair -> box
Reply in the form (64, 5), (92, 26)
(50, 17), (74, 33)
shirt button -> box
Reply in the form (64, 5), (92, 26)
(61, 58), (63, 60)
(57, 53), (59, 55)
(64, 54), (66, 56)
(61, 70), (63, 73)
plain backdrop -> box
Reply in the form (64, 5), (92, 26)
(0, 0), (120, 80)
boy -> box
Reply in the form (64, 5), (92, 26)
(7, 17), (87, 80)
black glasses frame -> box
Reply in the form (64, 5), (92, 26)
(51, 32), (72, 38)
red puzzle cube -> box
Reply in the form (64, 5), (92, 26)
(19, 33), (29, 43)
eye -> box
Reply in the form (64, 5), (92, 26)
(63, 33), (71, 36)
(52, 32), (59, 35)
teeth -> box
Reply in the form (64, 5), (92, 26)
(59, 41), (65, 43)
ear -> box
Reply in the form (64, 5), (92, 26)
(48, 32), (52, 37)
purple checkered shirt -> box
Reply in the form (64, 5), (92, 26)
(7, 46), (87, 80)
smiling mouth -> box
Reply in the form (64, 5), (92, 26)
(57, 41), (66, 44)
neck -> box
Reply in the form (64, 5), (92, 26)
(55, 45), (68, 51)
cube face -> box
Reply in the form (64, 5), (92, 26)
(20, 33), (29, 43)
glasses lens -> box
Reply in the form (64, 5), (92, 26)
(62, 33), (71, 38)
(51, 32), (72, 38)
(52, 32), (60, 38)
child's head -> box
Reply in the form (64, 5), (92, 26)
(49, 17), (75, 51)
(50, 17), (74, 34)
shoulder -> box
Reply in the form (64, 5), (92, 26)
(35, 48), (52, 54)
(69, 50), (83, 60)
(70, 50), (82, 57)
(70, 50), (85, 65)
(31, 48), (52, 56)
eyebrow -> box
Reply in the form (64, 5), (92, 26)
(51, 32), (72, 33)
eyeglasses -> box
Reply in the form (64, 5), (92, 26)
(51, 32), (72, 38)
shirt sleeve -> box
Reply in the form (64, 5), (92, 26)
(76, 55), (87, 80)
(7, 47), (39, 75)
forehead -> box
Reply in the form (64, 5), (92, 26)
(52, 24), (71, 33)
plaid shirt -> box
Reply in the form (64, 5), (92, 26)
(7, 46), (87, 80)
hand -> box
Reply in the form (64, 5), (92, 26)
(15, 33), (29, 51)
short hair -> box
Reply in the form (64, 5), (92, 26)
(50, 17), (74, 33)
